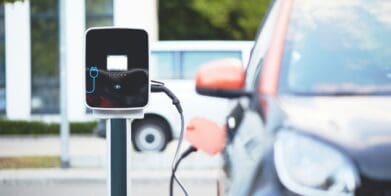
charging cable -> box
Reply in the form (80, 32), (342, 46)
(169, 146), (197, 196)
(86, 66), (99, 93)
(150, 80), (188, 196)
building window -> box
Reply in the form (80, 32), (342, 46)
(85, 0), (113, 113)
(85, 0), (113, 29)
(30, 0), (59, 114)
(0, 5), (6, 114)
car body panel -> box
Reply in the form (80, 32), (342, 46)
(278, 96), (391, 180)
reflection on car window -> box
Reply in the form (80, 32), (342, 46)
(280, 0), (391, 95)
(245, 0), (281, 90)
(182, 51), (241, 79)
(150, 52), (177, 79)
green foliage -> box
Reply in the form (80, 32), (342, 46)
(0, 0), (23, 3)
(30, 0), (59, 77)
(159, 0), (271, 40)
(85, 0), (113, 28)
(70, 121), (98, 134)
(0, 119), (97, 135)
(86, 0), (112, 15)
(159, 0), (224, 40)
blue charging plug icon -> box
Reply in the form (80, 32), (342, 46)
(86, 66), (99, 94)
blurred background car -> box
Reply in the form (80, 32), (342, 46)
(95, 41), (253, 152)
(193, 0), (391, 195)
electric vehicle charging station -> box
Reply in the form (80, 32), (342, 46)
(85, 28), (149, 196)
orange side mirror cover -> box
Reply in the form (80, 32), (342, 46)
(185, 117), (226, 155)
(196, 58), (244, 90)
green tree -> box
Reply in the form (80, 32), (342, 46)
(30, 0), (58, 77)
(85, 0), (113, 29)
(159, 0), (271, 40)
(0, 0), (23, 3)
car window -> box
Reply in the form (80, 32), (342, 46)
(181, 51), (242, 79)
(150, 51), (178, 79)
(245, 0), (281, 90)
(279, 0), (391, 95)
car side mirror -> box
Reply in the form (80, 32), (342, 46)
(195, 58), (251, 98)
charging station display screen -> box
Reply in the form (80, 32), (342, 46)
(85, 28), (149, 109)
(107, 55), (128, 71)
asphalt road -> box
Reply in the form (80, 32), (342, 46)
(0, 180), (216, 196)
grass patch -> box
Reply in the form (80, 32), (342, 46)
(0, 119), (97, 135)
(0, 156), (60, 169)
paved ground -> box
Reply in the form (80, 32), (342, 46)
(0, 180), (216, 196)
(0, 169), (220, 183)
(0, 135), (222, 196)
(0, 169), (219, 196)
(0, 135), (221, 169)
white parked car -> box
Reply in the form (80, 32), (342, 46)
(96, 41), (253, 151)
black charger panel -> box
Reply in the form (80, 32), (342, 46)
(85, 28), (149, 109)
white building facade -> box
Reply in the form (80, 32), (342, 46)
(0, 0), (158, 122)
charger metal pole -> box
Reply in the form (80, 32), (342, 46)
(106, 118), (130, 196)
(97, 110), (144, 196)
(126, 119), (133, 195)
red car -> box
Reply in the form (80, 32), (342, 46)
(192, 0), (391, 195)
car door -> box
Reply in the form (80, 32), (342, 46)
(222, 1), (282, 195)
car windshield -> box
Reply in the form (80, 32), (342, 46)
(279, 0), (391, 95)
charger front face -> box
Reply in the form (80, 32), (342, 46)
(85, 28), (149, 109)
